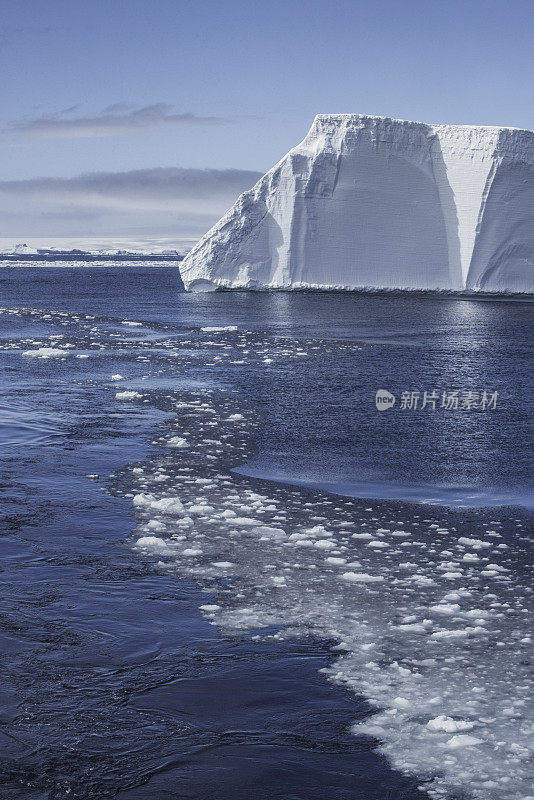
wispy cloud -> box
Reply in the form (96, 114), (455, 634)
(0, 166), (261, 206)
(3, 104), (227, 138)
(0, 166), (262, 236)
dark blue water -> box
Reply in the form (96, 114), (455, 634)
(0, 266), (532, 800)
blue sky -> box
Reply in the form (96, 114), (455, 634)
(1, 0), (533, 240)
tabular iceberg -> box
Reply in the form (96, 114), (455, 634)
(180, 115), (534, 293)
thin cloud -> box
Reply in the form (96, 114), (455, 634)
(0, 166), (261, 205)
(3, 104), (227, 138)
(0, 166), (262, 236)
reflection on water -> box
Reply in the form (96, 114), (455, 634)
(238, 293), (533, 507)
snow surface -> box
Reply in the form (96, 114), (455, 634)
(180, 115), (534, 293)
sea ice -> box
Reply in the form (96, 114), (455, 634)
(121, 384), (533, 800)
(22, 347), (68, 358)
(115, 390), (142, 400)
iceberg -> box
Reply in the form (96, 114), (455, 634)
(180, 114), (534, 293)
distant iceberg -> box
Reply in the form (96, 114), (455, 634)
(1, 242), (183, 263)
(180, 114), (534, 293)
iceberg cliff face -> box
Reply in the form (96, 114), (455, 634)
(180, 115), (534, 293)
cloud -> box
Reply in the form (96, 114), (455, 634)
(0, 166), (261, 207)
(0, 166), (262, 237)
(3, 104), (226, 138)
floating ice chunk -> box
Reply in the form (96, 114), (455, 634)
(201, 325), (238, 332)
(199, 604), (221, 612)
(304, 525), (332, 538)
(145, 520), (166, 532)
(463, 609), (491, 619)
(427, 716), (475, 733)
(225, 414), (244, 421)
(135, 536), (170, 552)
(182, 548), (202, 556)
(462, 553), (480, 562)
(458, 537), (492, 550)
(188, 503), (216, 515)
(341, 572), (384, 583)
(133, 493), (184, 514)
(431, 629), (470, 639)
(392, 697), (411, 709)
(116, 390), (142, 400)
(429, 603), (461, 615)
(122, 321), (143, 326)
(111, 374), (124, 380)
(167, 436), (188, 448)
(367, 540), (390, 548)
(212, 561), (234, 568)
(395, 621), (432, 633)
(252, 525), (286, 539)
(442, 591), (465, 601)
(446, 734), (484, 748)
(22, 347), (67, 358)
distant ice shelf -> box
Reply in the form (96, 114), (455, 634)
(180, 114), (534, 293)
(0, 243), (183, 262)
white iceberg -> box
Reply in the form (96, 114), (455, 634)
(180, 114), (534, 293)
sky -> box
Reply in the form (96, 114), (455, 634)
(1, 0), (533, 244)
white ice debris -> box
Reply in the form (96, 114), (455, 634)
(200, 325), (238, 332)
(446, 734), (485, 749)
(22, 347), (68, 358)
(341, 571), (384, 583)
(135, 536), (171, 552)
(115, 390), (143, 400)
(427, 715), (475, 732)
(180, 114), (534, 293)
(125, 390), (534, 800)
(167, 436), (189, 448)
(458, 536), (492, 549)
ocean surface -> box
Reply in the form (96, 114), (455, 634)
(0, 266), (532, 800)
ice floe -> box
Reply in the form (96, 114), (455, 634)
(103, 342), (533, 800)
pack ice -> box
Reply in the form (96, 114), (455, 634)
(180, 114), (534, 293)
